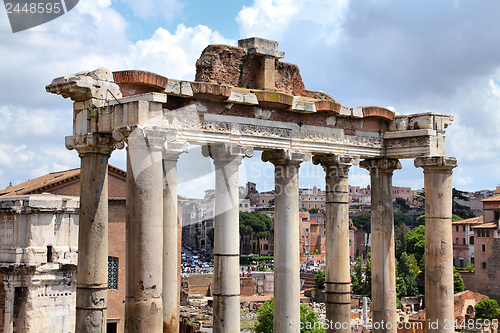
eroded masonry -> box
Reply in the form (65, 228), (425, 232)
(47, 38), (456, 333)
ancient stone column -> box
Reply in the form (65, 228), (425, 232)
(313, 155), (352, 333)
(360, 158), (401, 333)
(124, 127), (168, 333)
(203, 144), (252, 333)
(203, 144), (249, 331)
(162, 142), (188, 333)
(262, 150), (310, 333)
(414, 156), (457, 333)
(66, 133), (121, 333)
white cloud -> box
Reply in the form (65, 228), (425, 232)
(236, 0), (348, 43)
(0, 0), (234, 193)
(130, 24), (234, 80)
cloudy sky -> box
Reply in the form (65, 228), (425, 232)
(1, 0), (500, 198)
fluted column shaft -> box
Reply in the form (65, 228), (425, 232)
(125, 128), (167, 333)
(262, 150), (309, 333)
(360, 158), (401, 333)
(415, 156), (457, 333)
(313, 155), (352, 333)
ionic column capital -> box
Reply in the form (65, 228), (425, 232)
(261, 149), (311, 165)
(414, 156), (457, 170)
(202, 143), (253, 163)
(360, 158), (402, 174)
(65, 133), (124, 156)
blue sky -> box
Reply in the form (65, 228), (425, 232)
(1, 0), (500, 198)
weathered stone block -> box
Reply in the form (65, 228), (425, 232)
(238, 37), (285, 58)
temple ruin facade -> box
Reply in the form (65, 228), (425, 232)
(46, 37), (457, 333)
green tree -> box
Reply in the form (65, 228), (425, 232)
(395, 197), (411, 213)
(395, 224), (410, 262)
(475, 298), (500, 320)
(314, 270), (325, 289)
(406, 225), (426, 265)
(397, 252), (419, 297)
(351, 255), (371, 297)
(255, 298), (325, 333)
(255, 297), (274, 333)
(239, 212), (273, 255)
(453, 188), (475, 219)
(394, 212), (413, 226)
(454, 272), (465, 294)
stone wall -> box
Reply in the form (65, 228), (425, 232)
(182, 274), (213, 297)
(195, 44), (306, 96)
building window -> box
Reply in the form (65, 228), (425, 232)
(482, 244), (486, 252)
(471, 257), (474, 265)
(108, 256), (119, 290)
(463, 238), (466, 245)
(463, 226), (466, 232)
(456, 238), (459, 245)
(482, 262), (487, 269)
(456, 226), (459, 232)
(470, 236), (474, 245)
(486, 230), (490, 237)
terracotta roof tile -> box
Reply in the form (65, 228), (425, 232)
(0, 165), (125, 197)
(452, 216), (483, 225)
(471, 222), (498, 229)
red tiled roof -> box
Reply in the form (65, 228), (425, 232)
(471, 222), (498, 229)
(481, 195), (500, 202)
(0, 165), (126, 197)
(472, 222), (497, 229)
(452, 216), (483, 225)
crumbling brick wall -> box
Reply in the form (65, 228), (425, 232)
(195, 44), (306, 96)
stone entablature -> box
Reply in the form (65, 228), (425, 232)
(0, 194), (79, 333)
(46, 39), (452, 161)
(0, 194), (79, 265)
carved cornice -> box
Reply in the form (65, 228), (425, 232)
(65, 133), (123, 155)
(414, 156), (457, 170)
